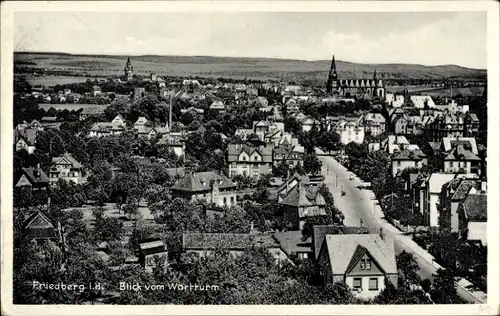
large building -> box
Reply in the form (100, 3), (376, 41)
(326, 55), (385, 100)
(124, 57), (133, 81)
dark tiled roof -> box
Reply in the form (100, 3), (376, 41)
(312, 225), (369, 259)
(273, 231), (312, 255)
(21, 167), (49, 185)
(16, 128), (38, 145)
(171, 171), (236, 192)
(444, 145), (480, 161)
(227, 144), (273, 163)
(51, 153), (83, 169)
(452, 180), (481, 200)
(23, 210), (56, 239)
(392, 149), (426, 161)
(463, 194), (487, 221)
(279, 181), (326, 208)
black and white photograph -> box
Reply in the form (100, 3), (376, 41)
(1, 1), (499, 315)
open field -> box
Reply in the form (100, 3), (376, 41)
(15, 52), (487, 83)
(386, 85), (485, 96)
(23, 76), (104, 86)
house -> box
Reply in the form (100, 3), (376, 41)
(264, 129), (283, 147)
(93, 86), (102, 97)
(14, 128), (38, 154)
(15, 166), (50, 190)
(209, 100), (226, 112)
(369, 135), (419, 154)
(182, 232), (286, 261)
(334, 120), (365, 145)
(180, 107), (204, 117)
(171, 171), (238, 208)
(138, 239), (168, 273)
(156, 134), (185, 159)
(391, 149), (427, 176)
(279, 181), (327, 230)
(23, 210), (57, 241)
(457, 194), (487, 245)
(88, 115), (126, 138)
(133, 87), (146, 99)
(440, 178), (485, 235)
(273, 231), (313, 260)
(272, 144), (305, 168)
(297, 116), (319, 133)
(423, 112), (472, 141)
(41, 116), (61, 129)
(78, 105), (106, 121)
(410, 95), (436, 109)
(49, 153), (85, 186)
(417, 172), (478, 228)
(392, 113), (409, 135)
(134, 116), (149, 130)
(443, 144), (481, 175)
(359, 113), (386, 137)
(234, 128), (255, 141)
(269, 172), (324, 202)
(312, 225), (369, 260)
(227, 143), (273, 179)
(317, 233), (397, 299)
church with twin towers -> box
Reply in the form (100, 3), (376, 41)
(326, 55), (386, 100)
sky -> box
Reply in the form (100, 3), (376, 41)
(14, 11), (487, 69)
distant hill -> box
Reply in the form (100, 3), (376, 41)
(15, 52), (487, 84)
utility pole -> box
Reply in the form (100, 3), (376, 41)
(169, 90), (173, 131)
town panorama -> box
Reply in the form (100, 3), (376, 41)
(13, 51), (488, 305)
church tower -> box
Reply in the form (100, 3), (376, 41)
(326, 55), (338, 94)
(124, 57), (134, 81)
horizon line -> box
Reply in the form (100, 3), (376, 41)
(14, 50), (487, 71)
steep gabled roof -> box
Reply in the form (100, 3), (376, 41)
(452, 179), (481, 201)
(171, 171), (237, 192)
(461, 194), (487, 221)
(392, 149), (426, 161)
(322, 234), (397, 275)
(312, 225), (369, 259)
(444, 145), (480, 161)
(51, 153), (83, 169)
(20, 167), (50, 185)
(279, 181), (326, 207)
(227, 144), (273, 163)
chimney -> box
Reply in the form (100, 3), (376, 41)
(481, 181), (487, 192)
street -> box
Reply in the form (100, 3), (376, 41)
(317, 150), (487, 303)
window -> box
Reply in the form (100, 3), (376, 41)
(360, 259), (365, 270)
(223, 197), (227, 205)
(366, 259), (371, 270)
(369, 278), (378, 290)
(353, 278), (362, 289)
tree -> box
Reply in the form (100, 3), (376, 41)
(431, 268), (461, 304)
(396, 251), (421, 285)
(317, 130), (342, 153)
(301, 216), (335, 241)
(303, 153), (322, 175)
(93, 214), (124, 243)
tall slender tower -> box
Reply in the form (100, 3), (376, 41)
(326, 54), (338, 94)
(124, 57), (134, 81)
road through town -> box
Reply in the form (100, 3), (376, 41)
(316, 149), (486, 303)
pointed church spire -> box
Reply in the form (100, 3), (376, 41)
(373, 69), (377, 80)
(330, 55), (337, 75)
(326, 54), (338, 94)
